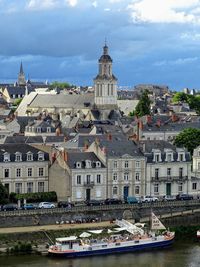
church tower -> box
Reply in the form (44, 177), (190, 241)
(18, 62), (26, 85)
(94, 43), (118, 119)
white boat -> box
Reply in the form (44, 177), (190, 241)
(197, 230), (200, 239)
(48, 212), (175, 258)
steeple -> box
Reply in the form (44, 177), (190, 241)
(18, 62), (26, 85)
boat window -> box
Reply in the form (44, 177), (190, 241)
(115, 243), (121, 246)
(102, 245), (107, 248)
(134, 240), (139, 244)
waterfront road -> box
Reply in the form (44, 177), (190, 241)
(0, 221), (115, 234)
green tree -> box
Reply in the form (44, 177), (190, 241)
(174, 128), (200, 154)
(134, 90), (151, 117)
(0, 182), (9, 204)
(13, 98), (22, 106)
(50, 81), (71, 90)
(172, 92), (187, 103)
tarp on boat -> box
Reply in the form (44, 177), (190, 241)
(88, 230), (103, 234)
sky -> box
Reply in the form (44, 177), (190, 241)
(1, 0), (200, 90)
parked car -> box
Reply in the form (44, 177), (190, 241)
(58, 201), (74, 208)
(142, 196), (159, 202)
(85, 199), (104, 206)
(162, 195), (176, 201)
(125, 196), (139, 204)
(176, 194), (193, 200)
(104, 198), (123, 205)
(38, 202), (55, 209)
(22, 203), (38, 210)
(2, 203), (18, 211)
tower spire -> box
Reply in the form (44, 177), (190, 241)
(20, 62), (24, 74)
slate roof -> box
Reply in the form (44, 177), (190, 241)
(0, 144), (49, 162)
(140, 140), (191, 163)
(5, 86), (35, 96)
(67, 151), (106, 169)
(142, 121), (200, 132)
(29, 93), (94, 109)
(4, 136), (43, 144)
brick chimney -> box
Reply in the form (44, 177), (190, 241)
(156, 119), (161, 127)
(64, 150), (68, 162)
(139, 120), (143, 130)
(56, 127), (61, 136)
(107, 133), (112, 141)
(146, 115), (152, 124)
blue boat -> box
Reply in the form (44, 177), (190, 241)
(48, 214), (175, 258)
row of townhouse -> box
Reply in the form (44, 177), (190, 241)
(1, 140), (200, 202)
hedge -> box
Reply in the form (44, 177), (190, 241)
(9, 191), (57, 203)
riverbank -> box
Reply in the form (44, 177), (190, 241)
(0, 222), (199, 256)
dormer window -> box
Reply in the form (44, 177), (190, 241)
(165, 153), (173, 162)
(96, 161), (101, 168)
(37, 127), (41, 133)
(3, 152), (10, 162)
(38, 152), (44, 161)
(47, 127), (51, 133)
(27, 152), (33, 161)
(76, 162), (81, 168)
(85, 160), (91, 168)
(178, 153), (186, 162)
(15, 152), (22, 162)
(153, 149), (162, 162)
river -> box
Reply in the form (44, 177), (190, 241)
(1, 241), (200, 267)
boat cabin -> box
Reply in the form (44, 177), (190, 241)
(55, 236), (80, 250)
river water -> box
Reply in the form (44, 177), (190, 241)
(1, 241), (200, 267)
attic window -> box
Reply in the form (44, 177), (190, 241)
(96, 161), (101, 168)
(47, 127), (51, 133)
(76, 162), (81, 168)
(165, 153), (173, 162)
(85, 160), (91, 168)
(38, 152), (44, 161)
(15, 152), (22, 162)
(3, 152), (10, 162)
(84, 102), (90, 107)
(178, 153), (185, 162)
(27, 152), (33, 161)
(153, 153), (161, 163)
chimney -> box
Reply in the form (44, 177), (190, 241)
(102, 146), (107, 155)
(84, 140), (89, 151)
(64, 150), (68, 162)
(107, 133), (112, 141)
(56, 127), (61, 136)
(156, 119), (161, 127)
(139, 120), (143, 130)
(171, 113), (178, 122)
(146, 115), (152, 124)
(51, 152), (56, 163)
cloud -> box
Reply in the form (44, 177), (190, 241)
(153, 57), (199, 66)
(66, 0), (78, 7)
(26, 0), (59, 10)
(128, 0), (200, 23)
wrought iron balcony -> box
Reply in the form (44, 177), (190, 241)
(151, 176), (188, 182)
(83, 181), (95, 187)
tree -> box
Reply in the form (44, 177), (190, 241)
(134, 90), (151, 117)
(172, 92), (187, 103)
(50, 81), (71, 90)
(0, 182), (9, 204)
(174, 128), (200, 154)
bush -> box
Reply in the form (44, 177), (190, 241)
(14, 191), (57, 203)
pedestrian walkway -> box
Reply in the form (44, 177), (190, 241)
(0, 221), (112, 234)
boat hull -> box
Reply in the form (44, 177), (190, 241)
(48, 237), (175, 258)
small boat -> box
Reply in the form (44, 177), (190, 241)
(48, 212), (175, 258)
(197, 230), (200, 239)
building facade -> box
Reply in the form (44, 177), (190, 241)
(0, 144), (49, 194)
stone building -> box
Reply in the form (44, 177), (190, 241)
(0, 144), (49, 194)
(141, 140), (192, 197)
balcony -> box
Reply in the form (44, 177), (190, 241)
(151, 176), (188, 182)
(83, 181), (94, 188)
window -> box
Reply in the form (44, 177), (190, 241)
(180, 154), (184, 161)
(135, 172), (140, 181)
(124, 161), (129, 168)
(124, 172), (129, 181)
(192, 183), (197, 190)
(198, 162), (200, 170)
(3, 153), (10, 162)
(86, 175), (91, 184)
(76, 191), (81, 199)
(155, 154), (160, 162)
(96, 161), (101, 168)
(154, 183), (159, 194)
(113, 161), (118, 168)
(15, 153), (22, 161)
(38, 152), (44, 161)
(166, 153), (172, 162)
(167, 168), (171, 176)
(113, 186), (118, 195)
(27, 182), (33, 193)
(135, 161), (140, 168)
(27, 152), (33, 161)
(113, 173), (118, 181)
(155, 168), (159, 179)
(16, 168), (21, 177)
(39, 168), (44, 177)
(4, 169), (9, 178)
(179, 168), (183, 178)
(97, 174), (101, 184)
(135, 186), (140, 195)
(47, 127), (51, 133)
(37, 127), (41, 133)
(178, 183), (183, 193)
(38, 182), (44, 192)
(15, 183), (22, 194)
(27, 168), (32, 177)
(77, 175), (81, 184)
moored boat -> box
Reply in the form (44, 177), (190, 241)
(48, 212), (175, 258)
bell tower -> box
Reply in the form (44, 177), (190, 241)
(18, 62), (26, 86)
(94, 43), (118, 116)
